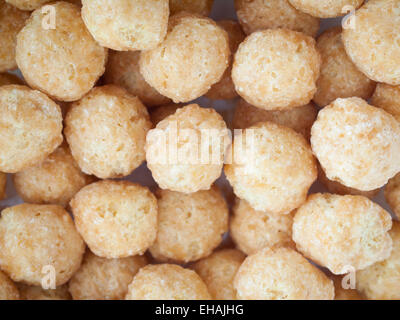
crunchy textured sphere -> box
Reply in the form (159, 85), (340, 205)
(232, 29), (321, 110)
(140, 13), (230, 103)
(126, 264), (211, 300)
(169, 0), (214, 16)
(0, 172), (6, 200)
(0, 85), (63, 173)
(17, 284), (71, 300)
(314, 27), (376, 107)
(5, 0), (81, 10)
(0, 204), (85, 286)
(150, 103), (182, 126)
(65, 85), (151, 179)
(192, 249), (245, 300)
(235, 0), (319, 36)
(234, 247), (334, 300)
(342, 0), (400, 85)
(385, 173), (400, 220)
(104, 51), (170, 108)
(146, 104), (230, 193)
(0, 270), (19, 300)
(293, 193), (393, 274)
(149, 187), (228, 263)
(288, 0), (364, 18)
(16, 2), (107, 101)
(69, 251), (147, 300)
(371, 83), (400, 122)
(0, 72), (23, 86)
(331, 275), (362, 300)
(70, 180), (158, 259)
(311, 97), (400, 191)
(225, 121), (317, 213)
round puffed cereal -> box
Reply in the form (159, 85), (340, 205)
(331, 275), (362, 300)
(68, 251), (148, 300)
(0, 204), (85, 286)
(225, 121), (317, 213)
(235, 0), (319, 37)
(140, 13), (230, 103)
(0, 72), (23, 86)
(65, 85), (151, 179)
(146, 104), (230, 193)
(5, 0), (81, 10)
(293, 193), (393, 274)
(234, 247), (334, 300)
(311, 97), (400, 191)
(17, 284), (71, 300)
(150, 103), (182, 126)
(0, 172), (6, 200)
(385, 173), (400, 220)
(125, 264), (211, 300)
(288, 0), (364, 18)
(70, 180), (158, 259)
(169, 0), (214, 16)
(0, 270), (19, 300)
(16, 2), (107, 102)
(0, 85), (63, 173)
(371, 83), (400, 122)
(149, 187), (228, 263)
(104, 51), (171, 108)
(342, 0), (400, 85)
(232, 29), (321, 110)
(313, 27), (376, 107)
(13, 144), (94, 207)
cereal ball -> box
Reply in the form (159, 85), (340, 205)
(0, 173), (6, 200)
(65, 85), (151, 179)
(234, 247), (334, 300)
(69, 251), (148, 300)
(331, 275), (362, 300)
(17, 284), (71, 300)
(16, 2), (107, 102)
(0, 85), (63, 173)
(146, 104), (230, 193)
(314, 27), (376, 107)
(13, 144), (94, 207)
(149, 187), (228, 263)
(140, 13), (230, 103)
(104, 51), (171, 108)
(192, 249), (245, 300)
(0, 72), (23, 86)
(225, 121), (317, 213)
(169, 0), (214, 16)
(288, 0), (364, 18)
(0, 270), (19, 300)
(126, 264), (211, 300)
(0, 204), (85, 286)
(232, 29), (321, 110)
(70, 180), (158, 259)
(5, 0), (81, 10)
(235, 0), (319, 37)
(371, 83), (400, 122)
(385, 173), (400, 220)
(150, 103), (182, 126)
(342, 0), (400, 85)
(311, 97), (400, 191)
(293, 193), (393, 274)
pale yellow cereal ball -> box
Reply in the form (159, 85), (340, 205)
(331, 275), (363, 300)
(16, 2), (107, 102)
(385, 173), (400, 220)
(342, 0), (400, 85)
(225, 121), (317, 213)
(68, 251), (148, 300)
(126, 264), (211, 300)
(17, 284), (71, 300)
(0, 85), (63, 173)
(232, 29), (321, 110)
(150, 103), (182, 126)
(311, 97), (400, 191)
(70, 180), (158, 259)
(314, 27), (376, 107)
(0, 72), (23, 86)
(288, 0), (364, 18)
(0, 204), (85, 285)
(140, 13), (230, 103)
(0, 173), (6, 200)
(0, 270), (19, 300)
(293, 193), (393, 274)
(234, 247), (334, 300)
(146, 104), (230, 193)
(235, 0), (319, 37)
(371, 83), (400, 122)
(5, 0), (81, 10)
(65, 85), (151, 179)
(169, 0), (214, 16)
(149, 187), (228, 263)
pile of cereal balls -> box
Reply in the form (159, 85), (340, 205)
(1, 0), (400, 301)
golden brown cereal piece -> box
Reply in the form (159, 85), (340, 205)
(0, 173), (6, 200)
(5, 0), (81, 10)
(331, 275), (362, 300)
(17, 284), (71, 300)
(235, 0), (319, 37)
(385, 173), (400, 220)
(0, 85), (63, 173)
(150, 103), (182, 126)
(313, 27), (376, 107)
(0, 204), (85, 286)
(311, 97), (400, 191)
(104, 51), (171, 108)
(0, 72), (23, 86)
(149, 187), (228, 263)
(169, 0), (214, 16)
(342, 0), (400, 85)
(146, 104), (230, 193)
(0, 270), (19, 300)
(225, 121), (317, 213)
(371, 83), (400, 122)
(126, 264), (211, 300)
(65, 85), (151, 179)
(293, 193), (393, 274)
(70, 180), (158, 259)
(13, 144), (94, 207)
(68, 251), (148, 300)
(232, 29), (321, 110)
(288, 0), (364, 18)
(140, 13), (230, 103)
(234, 247), (334, 300)
(16, 2), (107, 102)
